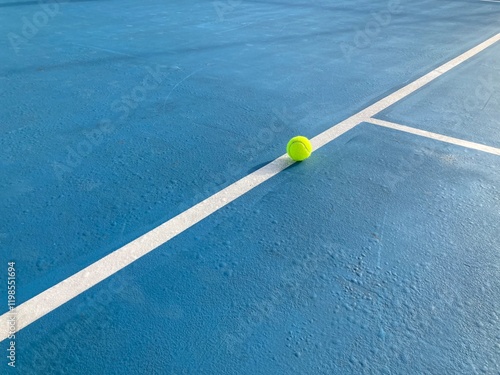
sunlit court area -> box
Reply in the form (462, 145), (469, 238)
(1, 0), (500, 374)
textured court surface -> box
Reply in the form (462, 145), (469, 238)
(1, 0), (500, 374)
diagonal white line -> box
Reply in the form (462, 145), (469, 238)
(310, 33), (500, 150)
(367, 118), (500, 156)
(1, 32), (499, 342)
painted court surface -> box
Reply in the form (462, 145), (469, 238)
(1, 0), (500, 374)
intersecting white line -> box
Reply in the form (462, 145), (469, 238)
(1, 32), (499, 342)
(367, 118), (500, 156)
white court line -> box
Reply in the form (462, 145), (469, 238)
(1, 32), (499, 342)
(310, 33), (500, 150)
(480, 0), (500, 3)
(368, 118), (500, 156)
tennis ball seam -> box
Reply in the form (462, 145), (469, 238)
(288, 141), (312, 153)
(287, 136), (313, 161)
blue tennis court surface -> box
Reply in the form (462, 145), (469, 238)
(1, 0), (499, 374)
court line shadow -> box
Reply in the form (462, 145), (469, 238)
(247, 157), (299, 175)
(247, 160), (274, 174)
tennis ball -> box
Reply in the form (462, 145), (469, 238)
(287, 136), (312, 161)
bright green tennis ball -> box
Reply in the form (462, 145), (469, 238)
(287, 136), (313, 161)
